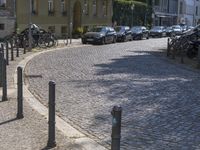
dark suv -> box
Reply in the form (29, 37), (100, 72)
(115, 26), (132, 42)
(131, 26), (149, 40)
(149, 26), (166, 38)
(82, 26), (117, 45)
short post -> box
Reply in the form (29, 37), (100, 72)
(11, 40), (14, 61)
(17, 66), (24, 119)
(167, 38), (170, 57)
(111, 106), (122, 150)
(197, 46), (200, 69)
(16, 38), (19, 57)
(2, 58), (7, 101)
(23, 41), (26, 54)
(0, 49), (3, 87)
(6, 41), (9, 65)
(47, 81), (56, 148)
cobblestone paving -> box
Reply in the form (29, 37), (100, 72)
(26, 38), (200, 149)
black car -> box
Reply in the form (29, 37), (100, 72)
(131, 26), (149, 40)
(114, 26), (132, 42)
(149, 26), (166, 38)
(166, 26), (173, 37)
(82, 26), (117, 45)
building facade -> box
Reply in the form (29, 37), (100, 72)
(0, 0), (16, 39)
(177, 0), (194, 26)
(152, 0), (200, 26)
(16, 0), (113, 37)
(152, 0), (178, 26)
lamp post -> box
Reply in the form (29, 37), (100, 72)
(28, 0), (32, 51)
(131, 4), (135, 27)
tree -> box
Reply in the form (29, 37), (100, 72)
(112, 0), (152, 28)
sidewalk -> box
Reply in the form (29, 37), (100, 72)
(0, 39), (104, 150)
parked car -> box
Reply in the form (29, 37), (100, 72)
(114, 26), (132, 42)
(166, 26), (173, 37)
(149, 26), (166, 38)
(171, 25), (183, 35)
(81, 26), (117, 45)
(131, 26), (149, 40)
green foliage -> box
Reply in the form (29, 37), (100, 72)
(112, 0), (152, 27)
(72, 27), (84, 38)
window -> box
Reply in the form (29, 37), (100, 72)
(84, 0), (89, 15)
(102, 0), (107, 17)
(0, 0), (6, 7)
(92, 0), (97, 16)
(48, 0), (54, 15)
(31, 0), (38, 15)
(61, 0), (67, 16)
(0, 24), (5, 30)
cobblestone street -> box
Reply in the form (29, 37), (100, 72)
(26, 38), (200, 149)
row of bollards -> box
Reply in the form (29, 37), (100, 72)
(0, 44), (122, 149)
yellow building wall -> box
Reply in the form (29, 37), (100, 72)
(16, 0), (113, 36)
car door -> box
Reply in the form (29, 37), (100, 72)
(106, 27), (115, 43)
(104, 27), (112, 43)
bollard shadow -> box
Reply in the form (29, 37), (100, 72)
(0, 117), (18, 126)
(67, 51), (200, 149)
(41, 146), (52, 150)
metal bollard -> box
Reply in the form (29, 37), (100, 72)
(197, 46), (200, 69)
(11, 40), (14, 61)
(17, 67), (24, 119)
(16, 38), (19, 57)
(6, 42), (9, 65)
(0, 49), (3, 87)
(2, 58), (7, 101)
(47, 81), (56, 148)
(111, 106), (122, 150)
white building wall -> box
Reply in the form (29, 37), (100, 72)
(178, 0), (198, 26)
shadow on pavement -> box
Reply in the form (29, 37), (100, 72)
(71, 52), (200, 149)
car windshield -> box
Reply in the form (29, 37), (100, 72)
(90, 27), (106, 32)
(131, 27), (142, 32)
(172, 26), (181, 30)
